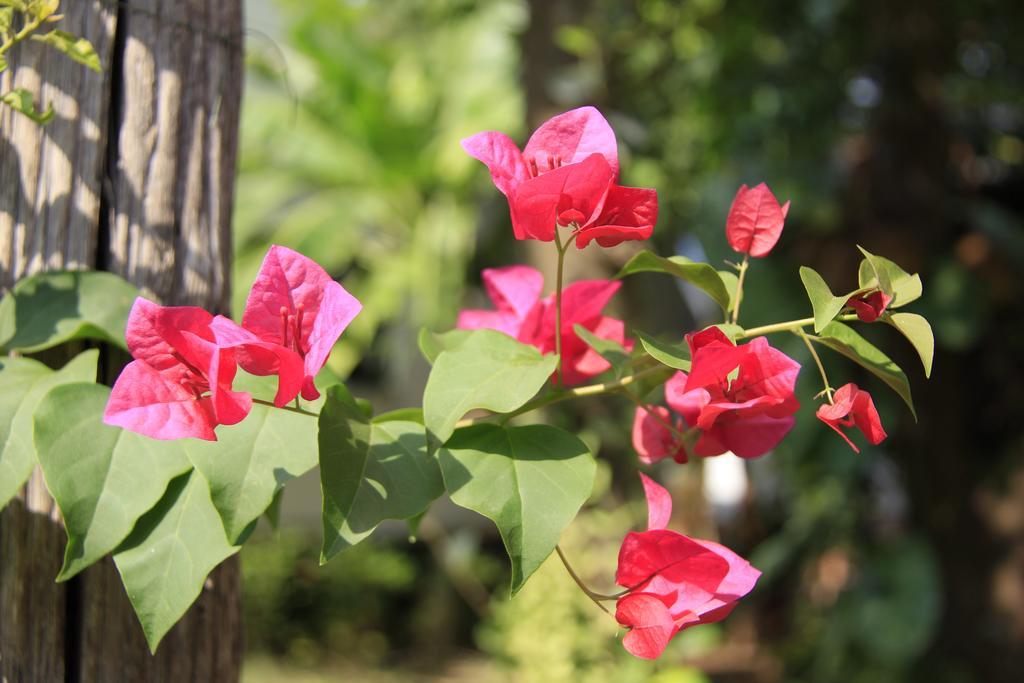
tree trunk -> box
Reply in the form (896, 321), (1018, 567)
(0, 1), (244, 680)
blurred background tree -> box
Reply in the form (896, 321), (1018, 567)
(239, 1), (1024, 681)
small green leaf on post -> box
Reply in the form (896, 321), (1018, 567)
(635, 330), (691, 371)
(799, 266), (849, 333)
(423, 329), (558, 448)
(33, 381), (192, 580)
(814, 321), (916, 419)
(1, 88), (54, 124)
(32, 30), (100, 71)
(0, 350), (98, 509)
(439, 423), (596, 594)
(113, 469), (238, 653)
(616, 251), (731, 312)
(886, 312), (934, 378)
(0, 270), (139, 352)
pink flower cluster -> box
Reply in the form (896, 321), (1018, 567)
(615, 474), (761, 659)
(103, 246), (361, 440)
(456, 265), (629, 386)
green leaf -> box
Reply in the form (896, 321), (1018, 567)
(814, 322), (916, 419)
(573, 323), (630, 376)
(0, 270), (139, 352)
(317, 384), (369, 561)
(423, 329), (557, 448)
(113, 469), (237, 652)
(635, 330), (691, 371)
(417, 327), (472, 365)
(856, 246), (894, 296)
(33, 382), (192, 580)
(886, 312), (934, 378)
(183, 400), (318, 544)
(857, 252), (923, 308)
(0, 351), (97, 508)
(372, 407), (424, 424)
(27, 0), (58, 21)
(711, 323), (745, 342)
(438, 424), (595, 594)
(1, 88), (54, 124)
(799, 266), (849, 333)
(616, 251), (731, 312)
(718, 269), (739, 312)
(32, 30), (101, 72)
(321, 418), (443, 559)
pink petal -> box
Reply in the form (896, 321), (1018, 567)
(103, 361), (217, 441)
(210, 316), (305, 407)
(632, 406), (685, 466)
(523, 106), (619, 177)
(481, 265), (544, 320)
(508, 154), (614, 241)
(683, 329), (747, 392)
(616, 529), (730, 596)
(616, 593), (677, 660)
(460, 131), (530, 196)
(707, 412), (796, 458)
(733, 337), (801, 412)
(725, 182), (788, 258)
(456, 309), (524, 338)
(124, 297), (216, 384)
(575, 185), (658, 248)
(302, 279), (363, 400)
(639, 472), (673, 531)
(570, 315), (624, 379)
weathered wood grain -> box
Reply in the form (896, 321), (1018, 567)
(0, 1), (245, 680)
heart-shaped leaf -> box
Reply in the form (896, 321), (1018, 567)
(113, 469), (237, 652)
(799, 266), (849, 333)
(439, 423), (595, 594)
(0, 270), (139, 353)
(886, 312), (934, 378)
(423, 329), (557, 448)
(33, 381), (192, 580)
(857, 251), (923, 308)
(0, 350), (98, 508)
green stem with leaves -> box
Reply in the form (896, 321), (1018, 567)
(735, 313), (859, 340)
(797, 328), (834, 403)
(0, 10), (47, 62)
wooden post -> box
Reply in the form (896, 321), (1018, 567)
(0, 1), (244, 680)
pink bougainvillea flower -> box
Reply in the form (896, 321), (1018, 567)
(241, 245), (362, 401)
(847, 290), (893, 323)
(615, 473), (760, 659)
(725, 182), (791, 258)
(632, 405), (688, 465)
(664, 327), (801, 458)
(461, 106), (658, 248)
(816, 383), (887, 453)
(456, 265), (629, 386)
(104, 298), (252, 441)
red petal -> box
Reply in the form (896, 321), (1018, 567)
(616, 529), (730, 595)
(710, 412), (796, 458)
(639, 472), (673, 531)
(725, 182), (788, 258)
(616, 593), (677, 659)
(847, 290), (893, 322)
(575, 185), (658, 248)
(124, 297), (216, 385)
(210, 316), (304, 407)
(508, 154), (614, 241)
(817, 383), (886, 451)
(523, 106), (619, 177)
(460, 131), (530, 196)
(103, 361), (217, 441)
(632, 406), (685, 466)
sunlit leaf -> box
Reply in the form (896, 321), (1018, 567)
(635, 331), (691, 371)
(857, 251), (923, 308)
(799, 266), (849, 333)
(0, 270), (138, 352)
(0, 351), (97, 508)
(886, 312), (934, 378)
(0, 88), (54, 124)
(616, 251), (730, 312)
(32, 29), (101, 71)
(423, 329), (557, 448)
(439, 423), (595, 594)
(113, 469), (237, 652)
(417, 327), (472, 365)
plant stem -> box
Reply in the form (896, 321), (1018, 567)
(735, 313), (859, 340)
(797, 328), (834, 403)
(729, 255), (750, 325)
(555, 545), (620, 614)
(455, 364), (672, 429)
(252, 397), (319, 418)
(553, 227), (570, 386)
(0, 10), (46, 60)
